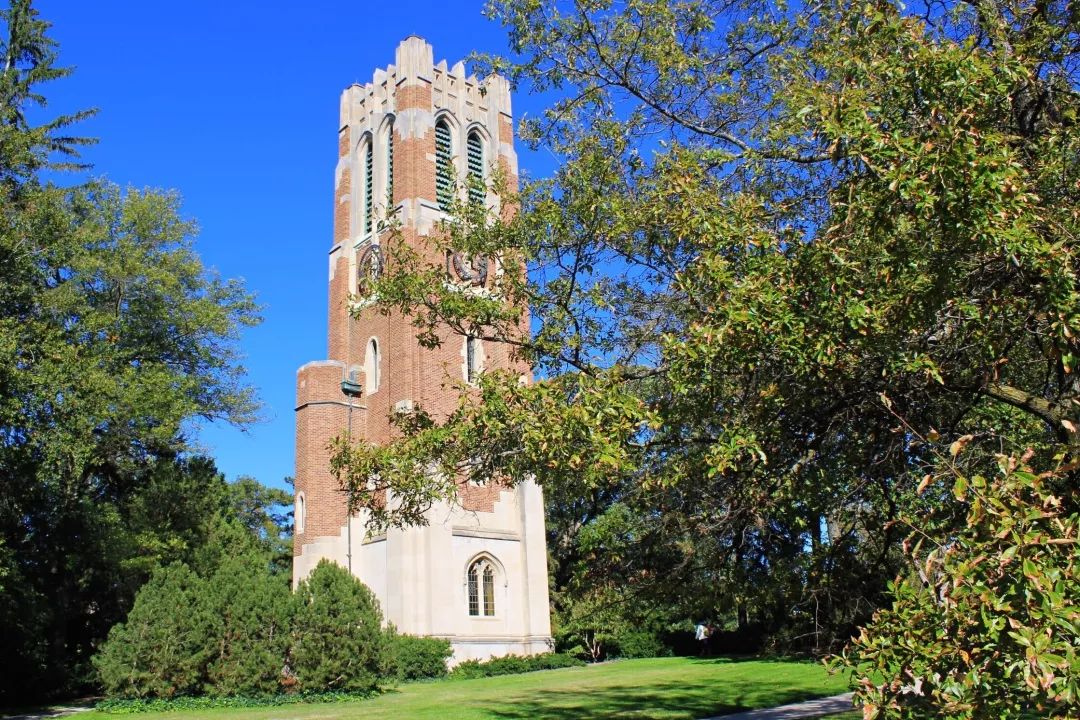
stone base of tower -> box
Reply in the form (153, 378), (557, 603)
(293, 478), (553, 665)
(292, 521), (351, 586)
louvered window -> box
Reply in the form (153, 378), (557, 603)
(435, 119), (453, 210)
(386, 121), (394, 203)
(467, 131), (484, 205)
(363, 142), (373, 235)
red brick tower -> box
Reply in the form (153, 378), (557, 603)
(293, 37), (552, 662)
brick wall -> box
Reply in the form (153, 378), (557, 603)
(294, 361), (353, 554)
(297, 40), (527, 558)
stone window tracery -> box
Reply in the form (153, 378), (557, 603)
(467, 556), (497, 617)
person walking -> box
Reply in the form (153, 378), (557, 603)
(695, 621), (710, 657)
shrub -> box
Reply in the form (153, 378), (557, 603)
(94, 690), (373, 715)
(290, 560), (386, 693)
(449, 653), (584, 680)
(611, 630), (670, 659)
(203, 556), (293, 696)
(93, 564), (213, 699)
(836, 458), (1079, 718)
(384, 631), (452, 681)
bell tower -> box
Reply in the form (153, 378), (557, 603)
(292, 37), (552, 662)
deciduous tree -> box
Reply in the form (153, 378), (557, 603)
(0, 0), (265, 700)
(330, 0), (1080, 672)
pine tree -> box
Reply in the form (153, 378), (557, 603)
(203, 555), (292, 696)
(290, 560), (387, 694)
(92, 564), (213, 699)
(0, 0), (93, 194)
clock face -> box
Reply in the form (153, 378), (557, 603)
(356, 244), (382, 296)
(447, 251), (489, 287)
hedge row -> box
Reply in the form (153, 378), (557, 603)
(449, 653), (584, 680)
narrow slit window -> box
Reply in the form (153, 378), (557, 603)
(466, 335), (479, 384)
(367, 338), (380, 394)
(482, 565), (495, 616)
(467, 131), (484, 205)
(435, 119), (453, 210)
(467, 563), (480, 616)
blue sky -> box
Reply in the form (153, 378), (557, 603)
(38, 0), (557, 493)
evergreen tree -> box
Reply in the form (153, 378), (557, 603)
(0, 0), (93, 193)
(291, 560), (387, 694)
(203, 555), (293, 696)
(92, 564), (213, 699)
(0, 0), (263, 699)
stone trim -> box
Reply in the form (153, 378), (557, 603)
(452, 527), (520, 541)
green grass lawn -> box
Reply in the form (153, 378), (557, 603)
(73, 657), (851, 720)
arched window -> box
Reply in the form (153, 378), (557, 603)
(435, 118), (453, 209)
(386, 120), (394, 203)
(466, 130), (484, 205)
(466, 335), (480, 384)
(467, 557), (497, 617)
(296, 492), (306, 534)
(366, 338), (380, 394)
(363, 141), (374, 235)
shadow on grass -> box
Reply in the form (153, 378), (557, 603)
(0, 699), (95, 720)
(479, 678), (830, 720)
(683, 655), (812, 666)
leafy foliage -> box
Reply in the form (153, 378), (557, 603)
(384, 631), (453, 681)
(93, 690), (376, 715)
(611, 631), (671, 660)
(290, 560), (388, 694)
(0, 1), (268, 701)
(330, 0), (1080, 676)
(837, 455), (1079, 718)
(448, 653), (585, 680)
